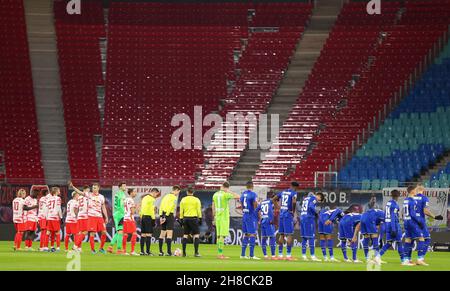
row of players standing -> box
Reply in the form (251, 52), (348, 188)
(235, 182), (443, 266)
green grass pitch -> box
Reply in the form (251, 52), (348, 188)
(1, 241), (449, 271)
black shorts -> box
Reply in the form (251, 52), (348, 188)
(183, 217), (200, 235)
(141, 216), (154, 234)
(161, 214), (174, 231)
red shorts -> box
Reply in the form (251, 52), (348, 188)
(26, 221), (38, 231)
(123, 221), (136, 234)
(88, 217), (105, 233)
(65, 222), (79, 235)
(78, 219), (88, 232)
(38, 219), (47, 230)
(14, 223), (26, 232)
(47, 220), (61, 232)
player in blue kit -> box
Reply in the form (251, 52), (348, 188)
(257, 193), (276, 260)
(299, 192), (324, 261)
(380, 189), (405, 263)
(414, 184), (444, 261)
(355, 208), (386, 265)
(320, 207), (345, 262)
(339, 211), (362, 263)
(273, 182), (299, 261)
(240, 181), (260, 260)
(403, 185), (427, 266)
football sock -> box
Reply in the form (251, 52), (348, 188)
(146, 236), (151, 253)
(159, 238), (164, 253)
(100, 234), (106, 249)
(241, 236), (249, 257)
(327, 239), (334, 258)
(269, 237), (276, 257)
(122, 234), (128, 252)
(320, 239), (326, 257)
(308, 238), (315, 256)
(182, 237), (187, 255)
(166, 238), (172, 254)
(131, 234), (137, 253)
(261, 237), (267, 257)
(194, 237), (199, 254)
(249, 236), (256, 257)
(140, 236), (146, 253)
(362, 237), (370, 259)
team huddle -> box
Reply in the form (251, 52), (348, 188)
(226, 182), (444, 266)
(11, 180), (444, 265)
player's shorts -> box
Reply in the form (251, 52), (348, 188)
(114, 216), (124, 231)
(404, 220), (423, 240)
(88, 216), (106, 233)
(318, 220), (333, 235)
(338, 222), (354, 240)
(278, 213), (294, 235)
(300, 217), (315, 238)
(161, 214), (174, 231)
(14, 223), (26, 232)
(25, 221), (38, 232)
(47, 220), (61, 232)
(78, 219), (88, 232)
(242, 215), (257, 235)
(123, 220), (137, 233)
(66, 222), (79, 235)
(261, 223), (275, 237)
(215, 216), (230, 237)
(386, 224), (402, 242)
(360, 219), (378, 235)
(38, 219), (47, 230)
(183, 217), (200, 235)
(141, 215), (154, 234)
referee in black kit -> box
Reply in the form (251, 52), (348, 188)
(179, 186), (202, 257)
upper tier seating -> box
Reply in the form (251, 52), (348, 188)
(0, 0), (44, 184)
(195, 2), (313, 187)
(339, 38), (450, 190)
(101, 3), (251, 186)
(254, 1), (450, 188)
(54, 0), (104, 184)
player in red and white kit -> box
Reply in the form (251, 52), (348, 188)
(83, 183), (108, 254)
(12, 189), (38, 251)
(46, 187), (63, 252)
(38, 189), (52, 251)
(68, 183), (90, 250)
(23, 189), (39, 251)
(65, 191), (80, 251)
(122, 188), (139, 256)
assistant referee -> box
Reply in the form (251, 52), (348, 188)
(139, 188), (159, 256)
(179, 186), (202, 257)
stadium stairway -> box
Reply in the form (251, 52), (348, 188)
(23, 0), (70, 185)
(229, 0), (342, 185)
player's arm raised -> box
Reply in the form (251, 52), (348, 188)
(69, 181), (84, 196)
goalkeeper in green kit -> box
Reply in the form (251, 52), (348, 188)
(212, 181), (240, 259)
(107, 182), (127, 254)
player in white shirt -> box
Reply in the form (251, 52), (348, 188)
(65, 191), (80, 251)
(68, 182), (90, 250)
(12, 189), (38, 251)
(23, 189), (39, 251)
(71, 182), (108, 254)
(46, 187), (63, 252)
(38, 189), (52, 251)
(122, 189), (138, 256)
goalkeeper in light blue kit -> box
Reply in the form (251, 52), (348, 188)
(299, 192), (324, 261)
(257, 192), (276, 260)
(320, 207), (344, 262)
(380, 189), (405, 263)
(240, 181), (260, 260)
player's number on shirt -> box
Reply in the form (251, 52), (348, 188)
(403, 204), (410, 219)
(261, 204), (269, 215)
(281, 194), (289, 207)
(301, 200), (308, 212)
(13, 201), (19, 211)
(243, 197), (248, 209)
(385, 206), (391, 220)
